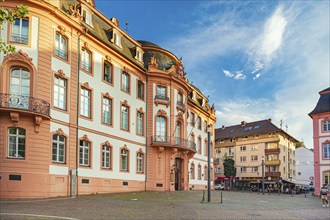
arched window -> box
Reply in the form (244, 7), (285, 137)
(136, 152), (144, 173)
(176, 121), (181, 145)
(190, 163), (195, 179)
(102, 145), (111, 169)
(52, 134), (66, 163)
(79, 140), (90, 166)
(198, 164), (201, 180)
(156, 116), (166, 142)
(8, 127), (26, 158)
(10, 67), (30, 109)
(121, 148), (129, 171)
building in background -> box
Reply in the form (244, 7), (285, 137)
(309, 87), (330, 196)
(295, 146), (314, 186)
(214, 119), (298, 190)
(0, 0), (216, 198)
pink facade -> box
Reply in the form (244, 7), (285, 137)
(309, 88), (330, 196)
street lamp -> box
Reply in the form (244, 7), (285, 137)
(207, 125), (211, 202)
(262, 156), (265, 195)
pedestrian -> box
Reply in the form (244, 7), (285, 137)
(320, 184), (329, 207)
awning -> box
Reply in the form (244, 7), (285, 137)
(282, 179), (296, 184)
(216, 177), (235, 181)
(249, 181), (276, 184)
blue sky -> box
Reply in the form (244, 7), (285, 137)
(95, 0), (330, 148)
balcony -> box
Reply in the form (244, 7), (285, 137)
(265, 171), (281, 177)
(265, 159), (281, 166)
(265, 148), (280, 154)
(176, 100), (186, 112)
(154, 95), (170, 107)
(0, 93), (50, 117)
(151, 136), (196, 151)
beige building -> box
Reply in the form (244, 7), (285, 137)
(214, 119), (298, 188)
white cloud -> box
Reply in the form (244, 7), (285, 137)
(223, 69), (246, 80)
(249, 5), (288, 76)
(223, 69), (234, 78)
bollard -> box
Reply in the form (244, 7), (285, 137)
(221, 191), (223, 204)
(202, 190), (205, 202)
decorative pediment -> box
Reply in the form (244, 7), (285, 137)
(121, 144), (129, 151)
(103, 141), (112, 147)
(56, 128), (65, 136)
(3, 49), (33, 66)
(58, 25), (66, 35)
(137, 107), (144, 113)
(176, 112), (184, 122)
(83, 42), (89, 50)
(82, 134), (91, 142)
(122, 100), (129, 106)
(123, 66), (129, 73)
(81, 82), (90, 89)
(137, 148), (144, 154)
(104, 92), (111, 99)
(105, 55), (111, 62)
(157, 109), (167, 117)
(56, 69), (65, 78)
(69, 4), (82, 20)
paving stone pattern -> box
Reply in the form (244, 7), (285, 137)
(1, 191), (329, 219)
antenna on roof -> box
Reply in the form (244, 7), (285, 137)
(280, 119), (283, 129)
(285, 125), (288, 132)
(125, 22), (129, 33)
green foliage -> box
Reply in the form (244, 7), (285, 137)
(295, 141), (304, 148)
(0, 4), (28, 54)
(223, 158), (236, 178)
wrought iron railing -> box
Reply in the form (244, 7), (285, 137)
(55, 48), (68, 60)
(11, 33), (28, 44)
(81, 62), (92, 72)
(154, 95), (169, 101)
(0, 93), (50, 116)
(177, 100), (186, 110)
(151, 136), (196, 151)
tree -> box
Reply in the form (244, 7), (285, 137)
(295, 141), (304, 149)
(0, 4), (28, 54)
(223, 158), (236, 178)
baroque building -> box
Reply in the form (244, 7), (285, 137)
(309, 87), (330, 196)
(0, 0), (216, 198)
(214, 119), (298, 190)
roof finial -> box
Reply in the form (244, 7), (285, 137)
(125, 22), (129, 33)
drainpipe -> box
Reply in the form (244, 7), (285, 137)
(145, 75), (148, 191)
(72, 27), (87, 198)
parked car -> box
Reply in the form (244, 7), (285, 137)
(214, 183), (225, 190)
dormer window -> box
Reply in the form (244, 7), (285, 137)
(135, 47), (144, 63)
(81, 8), (92, 26)
(112, 30), (122, 48)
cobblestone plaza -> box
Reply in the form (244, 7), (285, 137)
(1, 191), (329, 219)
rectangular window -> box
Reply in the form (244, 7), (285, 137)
(137, 112), (144, 135)
(103, 61), (113, 84)
(55, 32), (68, 60)
(324, 143), (330, 159)
(54, 76), (67, 110)
(324, 120), (330, 132)
(121, 149), (128, 171)
(197, 117), (201, 130)
(80, 88), (91, 118)
(102, 97), (112, 125)
(137, 153), (143, 173)
(137, 80), (144, 100)
(241, 167), (247, 172)
(251, 155), (258, 161)
(191, 112), (195, 127)
(240, 146), (246, 151)
(81, 49), (91, 72)
(121, 105), (129, 131)
(197, 138), (201, 154)
(79, 140), (90, 166)
(251, 146), (258, 151)
(157, 86), (166, 98)
(113, 32), (122, 47)
(251, 166), (258, 172)
(121, 72), (130, 93)
(8, 128), (25, 158)
(52, 134), (65, 163)
(240, 156), (246, 162)
(11, 18), (29, 44)
(102, 145), (111, 169)
(82, 9), (92, 25)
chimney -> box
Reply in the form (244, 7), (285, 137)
(241, 121), (246, 126)
(221, 125), (225, 130)
(268, 118), (272, 122)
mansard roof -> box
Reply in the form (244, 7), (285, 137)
(309, 87), (330, 116)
